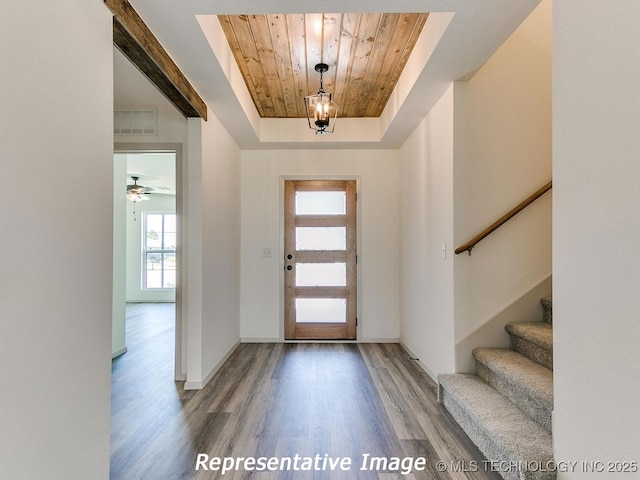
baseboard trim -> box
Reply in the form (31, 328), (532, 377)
(112, 346), (127, 359)
(241, 337), (281, 343)
(184, 340), (240, 390)
(360, 338), (400, 343)
(241, 337), (400, 344)
(399, 341), (437, 382)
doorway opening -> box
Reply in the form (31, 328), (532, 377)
(112, 145), (184, 380)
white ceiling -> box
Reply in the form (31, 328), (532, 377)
(128, 0), (541, 149)
(126, 153), (176, 195)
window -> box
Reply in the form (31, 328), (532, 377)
(143, 213), (176, 289)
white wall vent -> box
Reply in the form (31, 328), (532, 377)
(114, 107), (158, 135)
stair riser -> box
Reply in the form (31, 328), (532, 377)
(475, 362), (552, 433)
(440, 388), (556, 480)
(510, 336), (553, 370)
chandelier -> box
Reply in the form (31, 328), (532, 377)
(304, 63), (338, 135)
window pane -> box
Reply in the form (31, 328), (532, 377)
(163, 253), (176, 271)
(164, 214), (176, 232)
(146, 214), (163, 232)
(163, 270), (176, 288)
(296, 263), (346, 287)
(163, 232), (177, 250)
(146, 236), (162, 250)
(146, 270), (162, 289)
(295, 191), (345, 215)
(146, 252), (162, 267)
(296, 227), (346, 251)
(146, 215), (164, 249)
(144, 213), (177, 290)
(296, 298), (346, 323)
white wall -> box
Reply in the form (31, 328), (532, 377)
(453, 0), (552, 345)
(201, 116), (242, 377)
(399, 85), (456, 379)
(553, 0), (640, 474)
(240, 150), (401, 342)
(455, 275), (551, 373)
(185, 116), (242, 389)
(0, 1), (113, 478)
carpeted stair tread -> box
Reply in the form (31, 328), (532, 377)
(473, 348), (553, 432)
(540, 297), (552, 324)
(506, 321), (553, 370)
(473, 348), (553, 403)
(439, 374), (555, 480)
(506, 321), (552, 350)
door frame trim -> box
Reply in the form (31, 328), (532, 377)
(279, 175), (362, 342)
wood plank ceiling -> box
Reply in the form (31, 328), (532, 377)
(218, 13), (428, 119)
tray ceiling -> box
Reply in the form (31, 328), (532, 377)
(218, 13), (428, 119)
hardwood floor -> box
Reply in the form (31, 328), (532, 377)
(111, 304), (501, 480)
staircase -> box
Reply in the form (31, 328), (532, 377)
(438, 297), (555, 480)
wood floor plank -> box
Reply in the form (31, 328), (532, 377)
(368, 365), (427, 440)
(111, 304), (502, 480)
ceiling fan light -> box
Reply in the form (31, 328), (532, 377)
(126, 176), (152, 202)
(127, 192), (149, 202)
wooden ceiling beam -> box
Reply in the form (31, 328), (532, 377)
(105, 0), (207, 120)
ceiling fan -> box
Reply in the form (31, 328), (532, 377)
(126, 176), (153, 202)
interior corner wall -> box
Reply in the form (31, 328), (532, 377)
(240, 150), (401, 342)
(553, 0), (640, 471)
(185, 118), (205, 385)
(399, 84), (456, 379)
(200, 113), (242, 379)
(0, 1), (113, 478)
(453, 0), (552, 346)
(185, 114), (241, 389)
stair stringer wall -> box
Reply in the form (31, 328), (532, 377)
(452, 0), (552, 351)
(399, 0), (551, 382)
(455, 273), (552, 373)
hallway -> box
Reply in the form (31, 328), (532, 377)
(110, 304), (501, 479)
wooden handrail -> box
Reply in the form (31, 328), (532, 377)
(455, 180), (552, 255)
